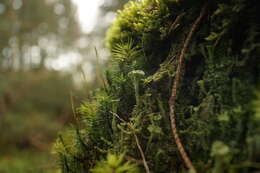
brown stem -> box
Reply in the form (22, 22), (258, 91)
(110, 112), (151, 173)
(169, 3), (208, 172)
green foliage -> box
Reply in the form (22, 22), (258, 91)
(0, 70), (75, 148)
(0, 70), (79, 173)
(106, 0), (176, 73)
(0, 150), (58, 173)
(112, 39), (141, 62)
(210, 141), (233, 173)
(55, 0), (260, 172)
(91, 154), (139, 173)
(106, 0), (171, 49)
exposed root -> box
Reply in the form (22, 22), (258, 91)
(169, 3), (208, 172)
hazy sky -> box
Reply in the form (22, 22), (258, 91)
(72, 0), (102, 33)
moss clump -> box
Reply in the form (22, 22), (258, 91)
(91, 153), (139, 173)
(55, 0), (260, 172)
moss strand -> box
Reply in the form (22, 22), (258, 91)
(110, 111), (151, 173)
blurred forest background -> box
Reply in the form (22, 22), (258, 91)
(0, 0), (127, 172)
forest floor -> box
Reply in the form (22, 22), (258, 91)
(0, 149), (57, 173)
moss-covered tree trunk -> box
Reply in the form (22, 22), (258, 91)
(54, 0), (260, 172)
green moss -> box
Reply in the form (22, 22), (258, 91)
(91, 153), (139, 173)
(106, 0), (174, 72)
(55, 0), (260, 172)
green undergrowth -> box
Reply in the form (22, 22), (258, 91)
(54, 0), (260, 172)
(0, 149), (58, 173)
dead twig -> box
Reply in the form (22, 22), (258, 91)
(168, 13), (184, 35)
(169, 3), (208, 172)
(110, 111), (151, 173)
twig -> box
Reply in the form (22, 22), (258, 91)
(125, 155), (144, 165)
(168, 13), (184, 35)
(110, 111), (151, 173)
(169, 3), (208, 172)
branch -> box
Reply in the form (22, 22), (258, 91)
(110, 111), (151, 173)
(169, 3), (208, 172)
